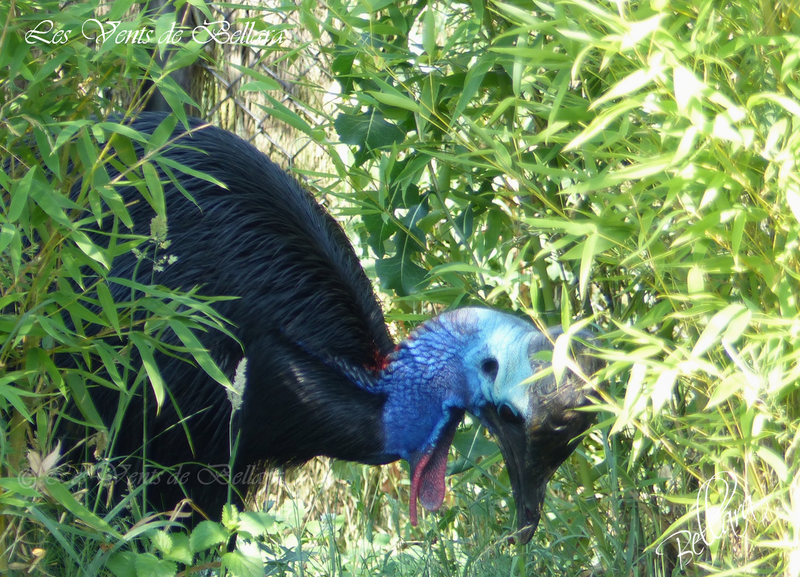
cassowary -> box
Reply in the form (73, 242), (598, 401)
(72, 112), (600, 543)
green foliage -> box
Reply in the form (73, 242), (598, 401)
(103, 506), (279, 577)
(0, 1), (232, 574)
(301, 0), (800, 574)
(2, 0), (799, 575)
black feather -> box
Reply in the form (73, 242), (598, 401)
(72, 113), (393, 518)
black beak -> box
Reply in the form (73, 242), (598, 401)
(481, 405), (546, 544)
(480, 328), (601, 544)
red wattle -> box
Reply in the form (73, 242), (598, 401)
(418, 444), (448, 512)
(409, 451), (432, 526)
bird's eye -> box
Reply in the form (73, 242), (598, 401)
(498, 403), (523, 425)
(481, 358), (499, 381)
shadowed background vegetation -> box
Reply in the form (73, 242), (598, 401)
(1, 0), (799, 575)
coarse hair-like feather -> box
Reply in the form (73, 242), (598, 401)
(71, 114), (394, 518)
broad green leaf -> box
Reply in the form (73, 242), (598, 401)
(526, 217), (596, 236)
(722, 307), (751, 345)
(33, 127), (60, 175)
(0, 476), (42, 498)
(367, 90), (421, 112)
(150, 531), (173, 557)
(748, 92), (800, 117)
(146, 115), (179, 156)
(221, 550), (263, 577)
(429, 262), (493, 276)
(0, 380), (33, 421)
(106, 552), (138, 577)
(240, 80), (283, 93)
(189, 521), (228, 552)
(238, 512), (275, 538)
(334, 111), (405, 152)
(227, 62), (284, 89)
(164, 533), (192, 565)
(375, 252), (427, 296)
(687, 266), (705, 294)
(731, 210), (746, 261)
(133, 553), (177, 577)
(222, 503), (240, 529)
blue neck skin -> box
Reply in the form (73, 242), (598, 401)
(363, 307), (541, 464)
(375, 321), (474, 462)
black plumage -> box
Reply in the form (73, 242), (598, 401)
(73, 114), (392, 518)
(64, 113), (599, 541)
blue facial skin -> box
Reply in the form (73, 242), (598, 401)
(376, 307), (543, 463)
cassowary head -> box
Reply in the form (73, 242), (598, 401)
(378, 307), (601, 543)
(474, 322), (601, 543)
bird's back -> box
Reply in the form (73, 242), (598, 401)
(77, 114), (394, 517)
(115, 114), (393, 367)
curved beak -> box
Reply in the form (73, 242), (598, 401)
(480, 328), (602, 544)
